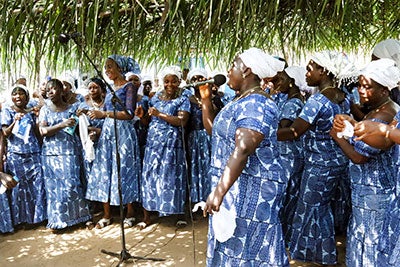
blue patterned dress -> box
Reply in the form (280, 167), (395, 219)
(377, 111), (400, 266)
(289, 93), (350, 264)
(207, 93), (289, 266)
(345, 118), (396, 267)
(77, 101), (105, 189)
(39, 103), (91, 229)
(188, 100), (212, 203)
(86, 83), (140, 205)
(277, 97), (304, 245)
(1, 107), (47, 225)
(141, 91), (190, 216)
(0, 108), (13, 233)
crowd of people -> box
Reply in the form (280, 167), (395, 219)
(1, 38), (400, 266)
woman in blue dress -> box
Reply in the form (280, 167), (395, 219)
(138, 66), (190, 229)
(273, 66), (306, 245)
(186, 68), (213, 204)
(2, 85), (47, 227)
(85, 55), (141, 229)
(333, 58), (400, 266)
(0, 104), (15, 233)
(277, 51), (357, 265)
(39, 79), (91, 231)
(202, 48), (288, 266)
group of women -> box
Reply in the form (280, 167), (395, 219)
(1, 38), (400, 267)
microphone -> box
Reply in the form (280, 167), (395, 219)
(184, 74), (226, 88)
(58, 32), (81, 44)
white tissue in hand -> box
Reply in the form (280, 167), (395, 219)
(337, 120), (354, 139)
(212, 205), (236, 242)
(192, 201), (206, 212)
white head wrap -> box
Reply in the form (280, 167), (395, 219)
(284, 66), (315, 93)
(360, 58), (400, 90)
(60, 75), (76, 92)
(125, 72), (141, 82)
(187, 68), (208, 81)
(141, 74), (153, 83)
(372, 39), (400, 66)
(239, 48), (285, 79)
(310, 50), (358, 86)
(159, 65), (182, 81)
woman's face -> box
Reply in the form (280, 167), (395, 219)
(11, 89), (28, 108)
(227, 57), (246, 91)
(46, 83), (63, 102)
(357, 75), (384, 105)
(88, 81), (104, 99)
(163, 74), (180, 96)
(62, 81), (72, 93)
(104, 58), (121, 81)
(305, 61), (322, 87)
(127, 74), (141, 88)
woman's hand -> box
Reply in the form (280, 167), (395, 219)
(199, 84), (212, 100)
(86, 110), (104, 120)
(333, 114), (355, 132)
(0, 172), (18, 189)
(353, 120), (388, 141)
(203, 189), (224, 217)
(135, 105), (144, 118)
(14, 112), (25, 121)
(148, 107), (160, 117)
(62, 117), (77, 128)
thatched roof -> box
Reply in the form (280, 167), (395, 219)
(1, 0), (399, 82)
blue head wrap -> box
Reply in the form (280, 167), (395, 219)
(107, 55), (141, 76)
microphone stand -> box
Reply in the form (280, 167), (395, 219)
(68, 34), (165, 265)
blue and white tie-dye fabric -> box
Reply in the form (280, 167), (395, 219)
(378, 111), (400, 266)
(346, 119), (396, 267)
(141, 92), (190, 216)
(0, 194), (13, 233)
(1, 107), (47, 225)
(206, 93), (289, 266)
(188, 102), (212, 203)
(40, 103), (91, 229)
(86, 83), (140, 205)
(289, 93), (350, 265)
(277, 97), (305, 245)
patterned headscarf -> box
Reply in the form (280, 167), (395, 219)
(310, 50), (358, 86)
(360, 58), (400, 90)
(239, 47), (285, 79)
(372, 39), (400, 67)
(107, 55), (141, 76)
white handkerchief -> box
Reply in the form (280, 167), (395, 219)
(212, 205), (236, 242)
(337, 120), (354, 139)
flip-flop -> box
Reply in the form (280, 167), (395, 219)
(95, 218), (112, 229)
(123, 217), (136, 228)
(176, 220), (187, 228)
(85, 220), (95, 230)
(136, 221), (149, 230)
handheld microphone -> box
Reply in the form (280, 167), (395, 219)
(58, 32), (81, 44)
(185, 74), (226, 88)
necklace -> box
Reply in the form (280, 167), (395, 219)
(319, 86), (335, 94)
(364, 99), (392, 119)
(91, 98), (104, 110)
(234, 86), (262, 102)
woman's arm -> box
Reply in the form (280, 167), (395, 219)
(149, 107), (190, 127)
(199, 84), (217, 135)
(203, 127), (263, 215)
(39, 117), (76, 137)
(353, 119), (396, 149)
(277, 117), (311, 141)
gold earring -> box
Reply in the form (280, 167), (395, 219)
(242, 74), (246, 79)
(289, 83), (293, 88)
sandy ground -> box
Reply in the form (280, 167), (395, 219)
(0, 210), (346, 267)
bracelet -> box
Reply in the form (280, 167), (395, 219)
(105, 111), (110, 118)
(385, 129), (391, 139)
(289, 127), (298, 138)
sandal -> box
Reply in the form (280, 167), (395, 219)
(95, 218), (112, 229)
(85, 220), (95, 230)
(136, 221), (149, 230)
(123, 217), (136, 228)
(176, 220), (187, 228)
